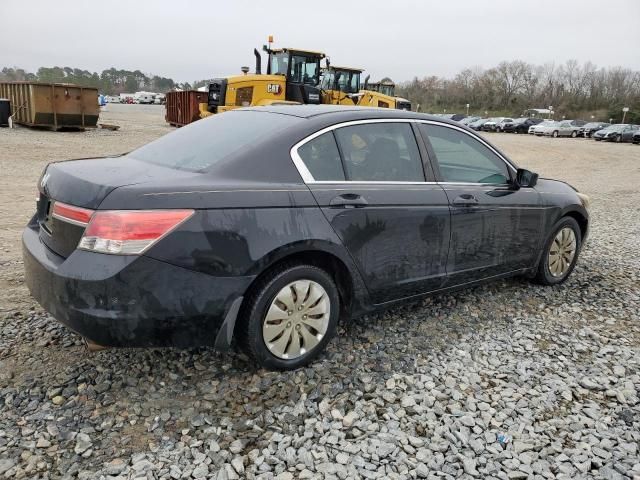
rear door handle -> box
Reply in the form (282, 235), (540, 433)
(329, 193), (368, 208)
(452, 194), (479, 206)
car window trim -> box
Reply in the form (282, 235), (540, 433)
(291, 118), (517, 185)
(291, 118), (432, 184)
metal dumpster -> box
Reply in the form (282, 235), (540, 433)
(0, 82), (99, 130)
(165, 90), (209, 127)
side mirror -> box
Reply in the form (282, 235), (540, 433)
(515, 168), (538, 188)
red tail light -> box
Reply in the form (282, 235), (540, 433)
(52, 202), (95, 226)
(78, 210), (194, 255)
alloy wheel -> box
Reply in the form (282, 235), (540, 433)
(262, 280), (330, 360)
(548, 227), (577, 277)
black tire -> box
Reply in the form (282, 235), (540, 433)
(571, 131), (577, 138)
(615, 134), (621, 143)
(595, 138), (601, 141)
(534, 217), (582, 286)
(237, 263), (340, 370)
(552, 130), (559, 138)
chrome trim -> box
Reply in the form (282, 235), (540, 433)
(142, 188), (308, 196)
(51, 212), (89, 227)
(308, 181), (438, 185)
(289, 118), (518, 185)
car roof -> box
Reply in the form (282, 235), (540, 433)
(236, 104), (463, 126)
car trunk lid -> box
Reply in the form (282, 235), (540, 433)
(37, 155), (196, 258)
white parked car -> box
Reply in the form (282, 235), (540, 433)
(529, 120), (556, 135)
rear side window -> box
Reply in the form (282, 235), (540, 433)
(421, 124), (510, 184)
(297, 132), (345, 181)
(334, 123), (424, 181)
(129, 111), (299, 172)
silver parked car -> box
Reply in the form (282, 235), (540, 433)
(534, 121), (581, 138)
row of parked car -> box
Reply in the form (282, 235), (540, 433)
(436, 115), (640, 143)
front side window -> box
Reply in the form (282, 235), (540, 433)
(421, 124), (511, 184)
(290, 55), (319, 85)
(296, 132), (345, 181)
(320, 70), (334, 90)
(336, 71), (360, 94)
(334, 123), (424, 181)
(380, 84), (394, 96)
(270, 52), (289, 76)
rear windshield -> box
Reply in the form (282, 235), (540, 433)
(129, 111), (299, 172)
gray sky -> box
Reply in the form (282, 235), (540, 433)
(3, 0), (639, 83)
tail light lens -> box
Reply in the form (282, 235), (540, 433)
(78, 210), (194, 255)
(52, 202), (94, 226)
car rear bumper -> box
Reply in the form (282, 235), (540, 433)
(22, 225), (254, 348)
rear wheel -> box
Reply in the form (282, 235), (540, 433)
(534, 217), (581, 285)
(237, 264), (340, 370)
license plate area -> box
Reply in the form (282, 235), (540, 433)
(42, 199), (54, 234)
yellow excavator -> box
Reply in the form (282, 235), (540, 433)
(320, 66), (411, 110)
(203, 38), (326, 117)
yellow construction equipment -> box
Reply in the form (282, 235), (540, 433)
(319, 66), (363, 106)
(205, 41), (326, 116)
(320, 66), (411, 110)
(362, 76), (411, 110)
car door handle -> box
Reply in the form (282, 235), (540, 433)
(452, 194), (479, 206)
(329, 193), (368, 208)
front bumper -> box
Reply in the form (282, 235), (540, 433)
(22, 225), (254, 348)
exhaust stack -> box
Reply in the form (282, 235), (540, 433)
(254, 48), (262, 75)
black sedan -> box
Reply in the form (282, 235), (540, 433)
(579, 122), (610, 138)
(23, 106), (590, 370)
(593, 124), (639, 142)
(503, 117), (543, 133)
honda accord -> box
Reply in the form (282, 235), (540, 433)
(23, 105), (590, 370)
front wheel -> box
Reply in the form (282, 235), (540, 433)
(552, 131), (559, 138)
(237, 264), (340, 370)
(571, 131), (577, 138)
(615, 134), (622, 143)
(534, 217), (582, 285)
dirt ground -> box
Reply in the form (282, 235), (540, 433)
(1, 104), (639, 316)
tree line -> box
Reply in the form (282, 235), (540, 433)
(0, 66), (205, 95)
(397, 60), (640, 122)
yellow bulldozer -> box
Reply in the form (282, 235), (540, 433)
(204, 41), (326, 116)
(319, 66), (411, 111)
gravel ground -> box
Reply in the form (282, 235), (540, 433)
(0, 105), (639, 479)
